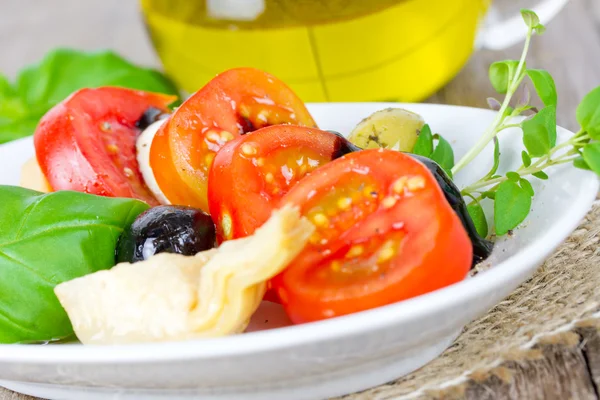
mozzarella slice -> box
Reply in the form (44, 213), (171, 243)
(136, 118), (171, 205)
(20, 156), (52, 193)
(54, 205), (314, 344)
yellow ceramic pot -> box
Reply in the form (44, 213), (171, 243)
(140, 0), (567, 102)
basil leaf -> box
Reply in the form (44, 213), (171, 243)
(0, 186), (148, 343)
(0, 49), (179, 144)
(431, 134), (455, 177)
(467, 201), (488, 238)
(494, 180), (532, 236)
(521, 150), (532, 167)
(526, 69), (557, 107)
(582, 142), (600, 175)
(576, 86), (600, 140)
(412, 124), (433, 157)
(521, 105), (557, 157)
(489, 61), (521, 94)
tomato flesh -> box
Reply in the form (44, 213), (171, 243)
(34, 87), (176, 205)
(150, 68), (317, 211)
(272, 149), (473, 323)
(208, 125), (352, 242)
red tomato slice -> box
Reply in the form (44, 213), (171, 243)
(208, 125), (353, 242)
(272, 149), (473, 324)
(149, 68), (316, 212)
(34, 87), (176, 205)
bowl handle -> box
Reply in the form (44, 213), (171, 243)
(476, 0), (569, 51)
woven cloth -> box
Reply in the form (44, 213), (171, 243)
(1, 202), (599, 400)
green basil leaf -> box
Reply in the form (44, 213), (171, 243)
(582, 142), (600, 176)
(467, 201), (488, 238)
(489, 61), (521, 94)
(0, 186), (148, 343)
(519, 178), (535, 197)
(494, 180), (532, 236)
(0, 49), (179, 144)
(521, 105), (557, 157)
(506, 171), (520, 181)
(521, 9), (540, 28)
(521, 150), (532, 167)
(576, 86), (600, 140)
(573, 156), (591, 171)
(526, 69), (557, 107)
(412, 124), (433, 157)
(532, 171), (549, 180)
(431, 134), (455, 177)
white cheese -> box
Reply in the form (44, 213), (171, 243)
(136, 118), (171, 205)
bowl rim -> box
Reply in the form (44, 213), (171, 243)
(0, 103), (597, 364)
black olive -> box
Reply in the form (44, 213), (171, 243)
(407, 154), (494, 266)
(135, 107), (170, 131)
(328, 135), (493, 267)
(327, 130), (362, 158)
(115, 205), (216, 263)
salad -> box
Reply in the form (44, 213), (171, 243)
(2, 10), (599, 345)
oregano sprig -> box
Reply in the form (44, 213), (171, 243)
(444, 9), (600, 237)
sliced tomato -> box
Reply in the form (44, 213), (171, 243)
(34, 87), (176, 205)
(149, 68), (316, 212)
(208, 125), (355, 242)
(272, 149), (472, 324)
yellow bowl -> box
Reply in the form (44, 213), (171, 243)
(141, 0), (492, 102)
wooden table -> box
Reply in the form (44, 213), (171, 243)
(1, 0), (599, 399)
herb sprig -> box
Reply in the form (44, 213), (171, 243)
(442, 9), (600, 237)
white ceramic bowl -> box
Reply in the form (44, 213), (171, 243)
(0, 103), (597, 400)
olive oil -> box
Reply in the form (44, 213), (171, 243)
(141, 0), (490, 102)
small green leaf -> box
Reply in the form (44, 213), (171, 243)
(534, 24), (546, 35)
(489, 61), (521, 94)
(467, 202), (488, 238)
(532, 171), (549, 180)
(573, 156), (591, 170)
(521, 150), (532, 167)
(483, 137), (501, 180)
(430, 134), (455, 177)
(582, 142), (600, 175)
(526, 69), (557, 107)
(506, 171), (520, 181)
(494, 180), (532, 235)
(519, 178), (535, 196)
(576, 86), (600, 140)
(412, 124), (433, 157)
(482, 191), (496, 199)
(521, 9), (540, 28)
(521, 105), (557, 157)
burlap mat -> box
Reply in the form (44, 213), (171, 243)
(1, 201), (599, 400)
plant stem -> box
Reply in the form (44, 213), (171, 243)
(452, 29), (533, 175)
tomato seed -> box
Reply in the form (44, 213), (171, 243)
(392, 177), (408, 194)
(346, 245), (364, 258)
(106, 144), (119, 154)
(381, 196), (397, 209)
(220, 131), (234, 141)
(337, 197), (352, 210)
(312, 213), (329, 227)
(407, 176), (426, 191)
(377, 241), (396, 263)
(242, 143), (257, 156)
(123, 167), (134, 178)
(265, 172), (274, 183)
(206, 131), (220, 142)
(256, 158), (265, 167)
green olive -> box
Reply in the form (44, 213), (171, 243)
(348, 108), (425, 152)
